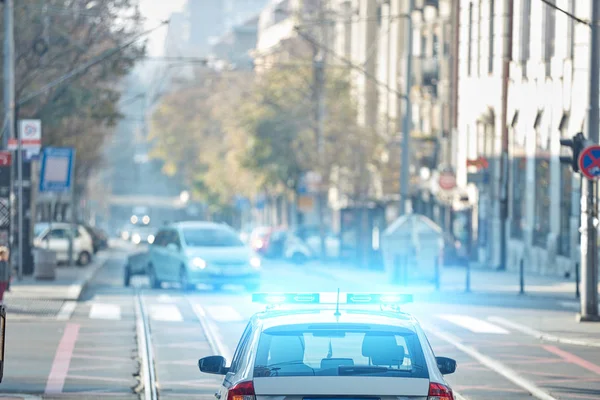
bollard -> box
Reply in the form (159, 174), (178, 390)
(519, 259), (525, 295)
(465, 261), (471, 293)
(434, 256), (440, 291)
(575, 262), (580, 299)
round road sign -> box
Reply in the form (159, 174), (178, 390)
(578, 145), (600, 180)
(439, 172), (456, 190)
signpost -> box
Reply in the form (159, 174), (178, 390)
(9, 120), (41, 152)
(39, 147), (76, 265)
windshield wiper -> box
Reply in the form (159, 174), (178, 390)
(338, 366), (390, 375)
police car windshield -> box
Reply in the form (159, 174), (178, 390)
(254, 326), (428, 378)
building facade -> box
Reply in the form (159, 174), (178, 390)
(454, 0), (588, 276)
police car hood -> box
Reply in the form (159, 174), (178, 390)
(185, 246), (252, 263)
(253, 376), (430, 397)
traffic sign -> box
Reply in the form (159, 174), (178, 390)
(39, 147), (75, 193)
(8, 120), (42, 152)
(578, 145), (600, 180)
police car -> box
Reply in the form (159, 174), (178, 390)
(198, 292), (457, 400)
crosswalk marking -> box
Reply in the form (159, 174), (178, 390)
(56, 301), (77, 321)
(437, 314), (510, 334)
(204, 305), (245, 322)
(89, 303), (121, 320)
(149, 304), (183, 322)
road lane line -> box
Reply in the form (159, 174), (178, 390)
(149, 304), (183, 322)
(89, 303), (121, 320)
(190, 302), (233, 362)
(45, 323), (80, 394)
(205, 305), (244, 322)
(56, 301), (77, 321)
(488, 316), (600, 347)
(543, 345), (600, 375)
(423, 324), (559, 400)
(437, 314), (510, 334)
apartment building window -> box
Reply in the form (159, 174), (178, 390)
(558, 164), (572, 256)
(533, 113), (550, 247)
(488, 0), (495, 74)
(468, 2), (473, 76)
(542, 0), (556, 74)
(511, 154), (526, 239)
(477, 0), (482, 75)
(520, 0), (532, 68)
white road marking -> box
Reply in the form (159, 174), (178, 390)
(157, 294), (176, 303)
(488, 316), (600, 348)
(437, 314), (510, 334)
(423, 324), (559, 400)
(149, 304), (183, 322)
(56, 301), (77, 321)
(89, 303), (121, 320)
(190, 303), (233, 362)
(205, 305), (244, 322)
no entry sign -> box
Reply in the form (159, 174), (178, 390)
(578, 145), (600, 180)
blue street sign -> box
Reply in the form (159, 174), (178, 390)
(578, 145), (600, 180)
(39, 147), (76, 193)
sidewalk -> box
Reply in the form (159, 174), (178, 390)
(4, 251), (111, 301)
(297, 259), (587, 299)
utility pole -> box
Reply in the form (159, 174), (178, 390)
(399, 0), (414, 216)
(313, 0), (327, 261)
(578, 0), (600, 322)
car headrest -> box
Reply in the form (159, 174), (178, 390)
(362, 333), (405, 366)
(268, 336), (305, 366)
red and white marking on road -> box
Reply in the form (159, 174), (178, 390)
(543, 345), (600, 375)
(45, 323), (80, 394)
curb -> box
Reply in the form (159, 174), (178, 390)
(70, 254), (111, 300)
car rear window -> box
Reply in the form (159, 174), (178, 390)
(253, 326), (429, 378)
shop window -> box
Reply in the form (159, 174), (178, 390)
(557, 164), (571, 256)
(532, 157), (550, 247)
(510, 156), (526, 238)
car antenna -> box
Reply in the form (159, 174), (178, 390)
(334, 288), (341, 318)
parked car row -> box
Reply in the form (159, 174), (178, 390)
(33, 222), (109, 266)
(245, 225), (340, 264)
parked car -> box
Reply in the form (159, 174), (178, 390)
(124, 250), (150, 287)
(283, 229), (341, 263)
(33, 223), (94, 266)
(83, 225), (109, 254)
(147, 221), (262, 291)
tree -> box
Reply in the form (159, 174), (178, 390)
(3, 0), (146, 182)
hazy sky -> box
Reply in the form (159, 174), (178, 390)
(139, 0), (187, 56)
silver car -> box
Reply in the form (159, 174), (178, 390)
(147, 221), (262, 291)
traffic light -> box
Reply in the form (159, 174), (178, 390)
(560, 132), (587, 172)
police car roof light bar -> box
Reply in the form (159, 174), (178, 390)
(251, 292), (413, 306)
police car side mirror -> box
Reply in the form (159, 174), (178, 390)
(198, 355), (229, 375)
(436, 356), (456, 375)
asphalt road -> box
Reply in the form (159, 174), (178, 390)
(1, 249), (600, 399)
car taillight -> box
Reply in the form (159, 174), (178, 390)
(227, 381), (256, 400)
(428, 382), (454, 400)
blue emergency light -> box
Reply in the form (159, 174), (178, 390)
(252, 292), (413, 306)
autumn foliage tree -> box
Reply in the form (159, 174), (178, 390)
(3, 0), (146, 185)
